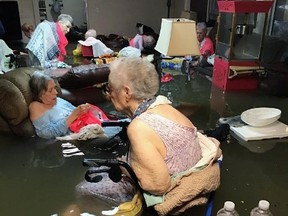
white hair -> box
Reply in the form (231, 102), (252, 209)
(197, 22), (207, 31)
(85, 29), (97, 39)
(57, 14), (73, 25)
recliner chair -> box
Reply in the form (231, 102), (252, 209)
(0, 64), (110, 137)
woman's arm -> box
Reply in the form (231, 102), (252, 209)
(65, 103), (91, 126)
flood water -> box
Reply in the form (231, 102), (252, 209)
(1, 73), (288, 215)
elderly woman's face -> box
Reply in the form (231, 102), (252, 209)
(40, 80), (58, 105)
(59, 21), (72, 34)
(23, 30), (33, 39)
(107, 72), (128, 113)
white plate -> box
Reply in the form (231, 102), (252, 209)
(241, 107), (281, 127)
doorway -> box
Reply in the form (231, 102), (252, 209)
(35, 0), (87, 28)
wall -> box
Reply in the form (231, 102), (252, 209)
(85, 0), (186, 37)
(1, 0), (86, 42)
(1, 0), (187, 41)
(44, 0), (86, 27)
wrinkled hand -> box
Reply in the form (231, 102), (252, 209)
(74, 103), (91, 117)
(66, 103), (92, 127)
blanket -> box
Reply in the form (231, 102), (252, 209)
(0, 39), (14, 73)
(26, 21), (59, 67)
(56, 124), (106, 141)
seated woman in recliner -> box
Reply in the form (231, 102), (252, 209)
(29, 71), (93, 139)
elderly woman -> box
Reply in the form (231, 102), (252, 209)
(21, 23), (34, 39)
(29, 71), (91, 139)
(76, 57), (221, 215)
(26, 14), (73, 68)
(29, 71), (123, 140)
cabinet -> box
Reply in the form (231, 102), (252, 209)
(38, 0), (47, 22)
(212, 0), (274, 91)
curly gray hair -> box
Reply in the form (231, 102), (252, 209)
(57, 14), (73, 25)
(109, 57), (159, 101)
(29, 71), (56, 102)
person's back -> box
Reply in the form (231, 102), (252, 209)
(137, 105), (202, 175)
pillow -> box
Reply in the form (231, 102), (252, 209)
(57, 64), (110, 89)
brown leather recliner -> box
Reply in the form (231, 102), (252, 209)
(53, 64), (110, 106)
(0, 64), (110, 137)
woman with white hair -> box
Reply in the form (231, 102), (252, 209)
(26, 14), (73, 68)
(75, 57), (222, 215)
(84, 29), (97, 39)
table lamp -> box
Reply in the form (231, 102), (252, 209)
(155, 18), (200, 81)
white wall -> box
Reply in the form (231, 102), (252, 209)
(86, 0), (186, 37)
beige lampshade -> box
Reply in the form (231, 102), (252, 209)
(155, 18), (200, 56)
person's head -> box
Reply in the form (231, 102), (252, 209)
(21, 23), (34, 39)
(142, 35), (156, 50)
(108, 57), (159, 113)
(57, 14), (73, 34)
(30, 71), (58, 105)
(85, 29), (97, 39)
(196, 22), (207, 43)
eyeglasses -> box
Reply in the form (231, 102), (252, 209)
(102, 82), (111, 95)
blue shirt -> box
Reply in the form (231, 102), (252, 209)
(32, 97), (75, 139)
(32, 97), (129, 139)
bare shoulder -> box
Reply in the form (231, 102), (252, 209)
(127, 118), (148, 135)
(29, 101), (41, 110)
(29, 101), (45, 121)
(127, 118), (161, 148)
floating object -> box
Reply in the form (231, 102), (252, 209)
(241, 107), (281, 127)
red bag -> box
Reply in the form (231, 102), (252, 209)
(69, 105), (109, 133)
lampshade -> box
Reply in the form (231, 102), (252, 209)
(155, 18), (200, 56)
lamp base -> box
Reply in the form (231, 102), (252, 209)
(181, 59), (191, 81)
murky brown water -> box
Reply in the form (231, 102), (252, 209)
(1, 65), (288, 215)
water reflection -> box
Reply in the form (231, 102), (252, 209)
(232, 134), (284, 153)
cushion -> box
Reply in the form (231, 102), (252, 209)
(57, 64), (110, 89)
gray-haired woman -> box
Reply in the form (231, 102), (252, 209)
(26, 14), (73, 67)
(29, 71), (91, 139)
(75, 57), (221, 215)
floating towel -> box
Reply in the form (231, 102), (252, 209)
(118, 46), (141, 57)
(57, 124), (106, 141)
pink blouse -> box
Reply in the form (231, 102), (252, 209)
(136, 112), (202, 175)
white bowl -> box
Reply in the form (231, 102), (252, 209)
(241, 107), (281, 127)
